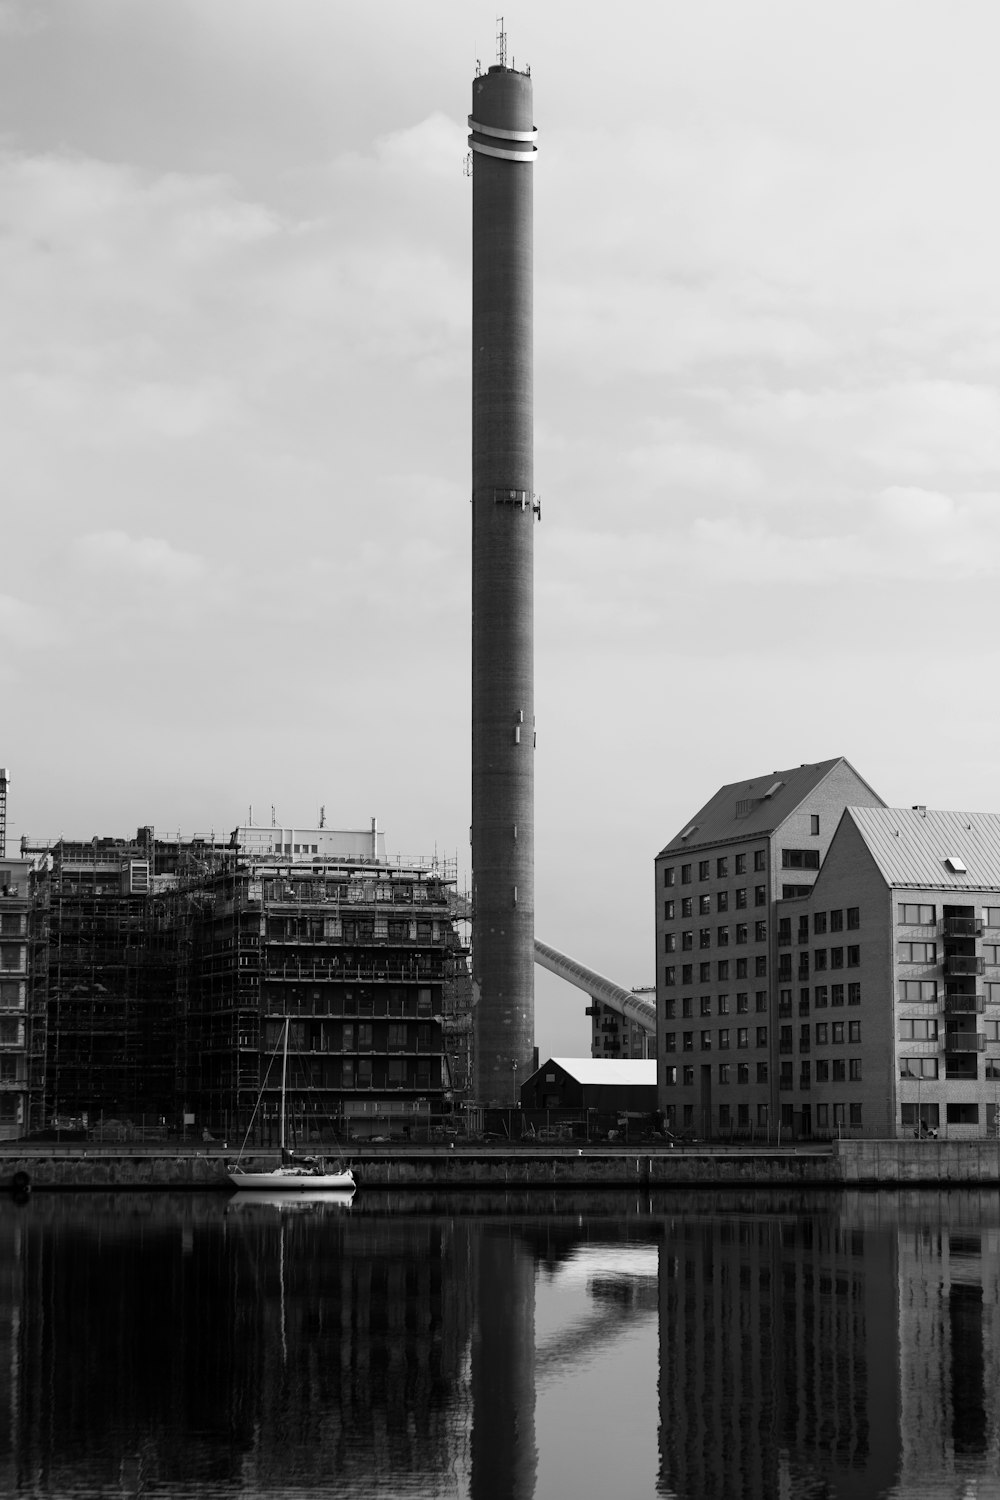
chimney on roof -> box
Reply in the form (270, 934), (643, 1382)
(912, 805), (927, 816)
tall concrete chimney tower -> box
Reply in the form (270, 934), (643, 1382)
(469, 55), (538, 1106)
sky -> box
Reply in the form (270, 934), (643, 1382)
(3, 0), (1000, 1060)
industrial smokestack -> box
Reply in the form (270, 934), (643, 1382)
(469, 58), (538, 1106)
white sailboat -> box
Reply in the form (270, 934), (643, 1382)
(227, 1020), (356, 1193)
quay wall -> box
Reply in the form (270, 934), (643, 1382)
(2, 1141), (999, 1190)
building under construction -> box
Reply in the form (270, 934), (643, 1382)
(20, 822), (470, 1139)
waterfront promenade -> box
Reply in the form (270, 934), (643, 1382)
(3, 1138), (1000, 1189)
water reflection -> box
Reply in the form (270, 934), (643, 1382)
(0, 1189), (996, 1498)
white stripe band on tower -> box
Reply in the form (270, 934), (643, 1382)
(469, 140), (537, 163)
(468, 116), (538, 142)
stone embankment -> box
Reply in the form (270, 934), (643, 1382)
(3, 1138), (1000, 1190)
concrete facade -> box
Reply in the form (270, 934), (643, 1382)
(0, 857), (31, 1139)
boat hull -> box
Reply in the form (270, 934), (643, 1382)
(227, 1168), (355, 1192)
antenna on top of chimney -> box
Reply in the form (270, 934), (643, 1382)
(496, 16), (506, 67)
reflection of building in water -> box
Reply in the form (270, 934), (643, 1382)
(657, 1197), (899, 1500)
(896, 1195), (1000, 1486)
(471, 1227), (537, 1500)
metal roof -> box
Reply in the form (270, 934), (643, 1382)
(542, 1058), (657, 1087)
(847, 806), (1000, 890)
(657, 757), (883, 857)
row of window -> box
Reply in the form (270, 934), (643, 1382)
(664, 1027), (769, 1052)
(664, 957), (767, 986)
(662, 1100), (863, 1129)
(779, 984), (861, 1010)
(898, 1018), (1000, 1042)
(898, 904), (1000, 925)
(779, 909), (860, 939)
(665, 921), (769, 952)
(664, 889), (768, 920)
(664, 992), (769, 1020)
(780, 1059), (862, 1083)
(778, 948), (859, 978)
(780, 1020), (862, 1046)
(664, 851), (767, 886)
(663, 1061), (768, 1086)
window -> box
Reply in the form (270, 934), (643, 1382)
(849, 1020), (861, 1043)
(985, 945), (1000, 965)
(664, 933), (677, 953)
(815, 1060), (829, 1082)
(699, 860), (710, 880)
(830, 909), (844, 931)
(755, 920), (767, 941)
(664, 900), (675, 920)
(737, 992), (749, 1013)
(681, 931), (693, 951)
(983, 907), (1000, 927)
(717, 890), (729, 913)
(755, 991), (768, 1012)
(814, 949), (828, 971)
(718, 960), (730, 981)
(735, 853), (747, 874)
(663, 1066), (677, 1086)
(681, 897), (693, 918)
(756, 1061), (768, 1083)
(848, 982), (861, 1005)
(719, 1028), (730, 1049)
(779, 990), (792, 1017)
(756, 1027), (768, 1047)
(832, 1059), (846, 1081)
(830, 947), (844, 969)
(754, 850), (766, 872)
(799, 988), (810, 1015)
(717, 926), (729, 947)
(779, 1024), (793, 1052)
(947, 1102), (979, 1125)
(663, 1032), (677, 1053)
(699, 894), (712, 915)
(810, 814), (820, 835)
(816, 1103), (829, 1127)
(899, 941), (937, 963)
(847, 946), (860, 967)
(682, 965), (693, 984)
(781, 849), (820, 870)
(664, 867), (677, 890)
(814, 912), (827, 935)
(701, 1031), (712, 1050)
(699, 928), (712, 949)
(799, 1023), (810, 1052)
(755, 885), (767, 906)
(682, 997), (693, 1018)
(816, 1023), (829, 1044)
(718, 1064), (730, 1085)
(814, 985), (828, 1007)
(849, 1104), (862, 1127)
(683, 1032), (694, 1051)
(664, 999), (676, 1019)
(755, 956), (767, 977)
(664, 967), (676, 987)
(681, 864), (692, 884)
(717, 857), (728, 878)
(984, 1019), (1000, 1042)
(899, 980), (937, 1002)
(735, 923), (748, 944)
(899, 1017), (938, 1040)
(682, 1066), (694, 1086)
(734, 888), (748, 912)
(735, 958), (748, 978)
(832, 1021), (845, 1044)
(737, 1028), (749, 1049)
(738, 1062), (750, 1084)
(800, 1061), (811, 1087)
(846, 907), (860, 930)
(700, 995), (712, 1016)
(717, 994), (729, 1015)
(831, 984), (844, 1006)
(0, 946), (21, 972)
(846, 1059), (861, 1082)
(699, 963), (711, 982)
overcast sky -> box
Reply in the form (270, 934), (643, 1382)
(3, 1), (1000, 1059)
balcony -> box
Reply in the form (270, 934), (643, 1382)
(944, 954), (985, 977)
(944, 917), (983, 939)
(944, 992), (985, 1015)
(945, 1031), (987, 1053)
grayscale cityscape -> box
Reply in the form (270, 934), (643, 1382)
(2, 6), (999, 1499)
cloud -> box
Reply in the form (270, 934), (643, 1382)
(75, 531), (207, 585)
(0, 591), (59, 646)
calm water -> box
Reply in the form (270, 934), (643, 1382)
(0, 1186), (997, 1499)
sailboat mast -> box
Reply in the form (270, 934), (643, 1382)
(280, 1019), (289, 1154)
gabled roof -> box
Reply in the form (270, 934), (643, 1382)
(846, 806), (1000, 890)
(538, 1058), (657, 1087)
(657, 757), (882, 857)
